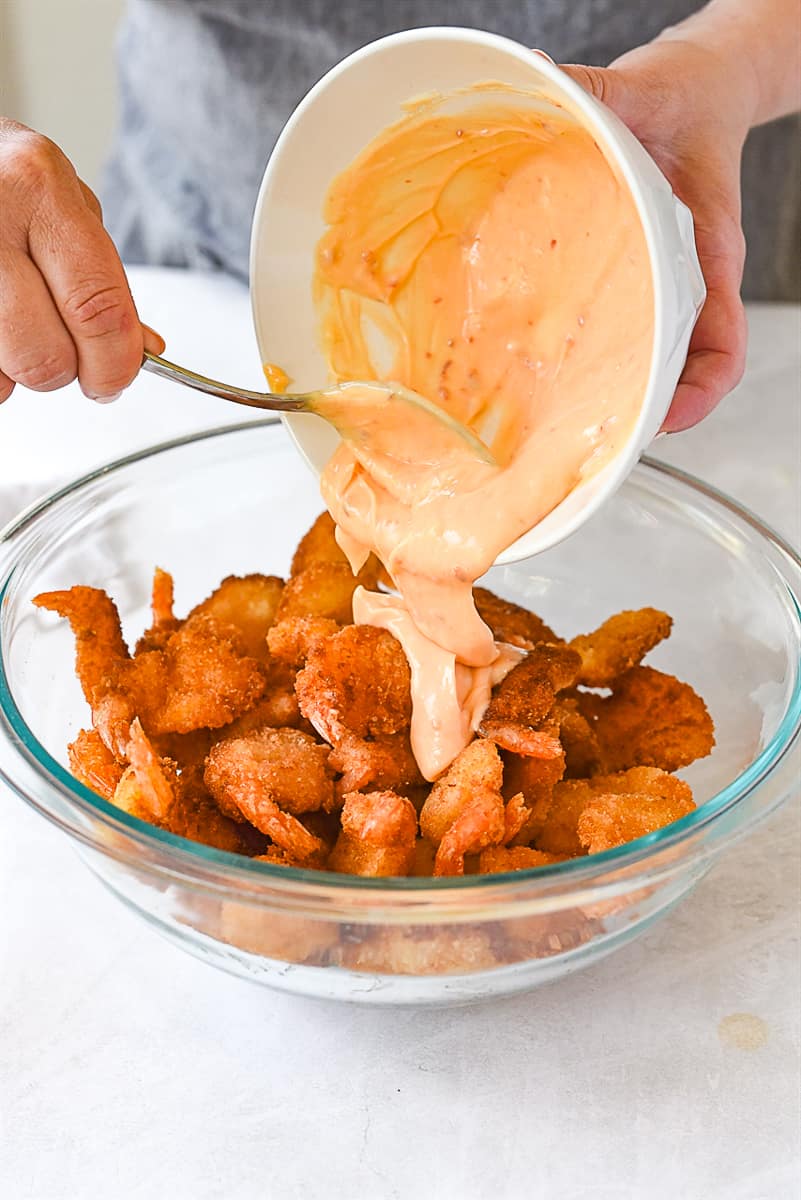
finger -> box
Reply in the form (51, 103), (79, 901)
(0, 371), (14, 404)
(559, 63), (614, 104)
(662, 292), (747, 432)
(140, 322), (166, 355)
(0, 245), (78, 392)
(27, 185), (143, 400)
(78, 179), (103, 222)
(663, 220), (747, 433)
(76, 187), (167, 360)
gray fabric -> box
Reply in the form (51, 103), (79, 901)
(102, 0), (800, 300)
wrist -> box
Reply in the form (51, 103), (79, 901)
(610, 37), (754, 147)
(654, 25), (761, 135)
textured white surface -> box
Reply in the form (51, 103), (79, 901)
(0, 270), (798, 1200)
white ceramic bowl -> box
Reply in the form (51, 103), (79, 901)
(250, 27), (706, 562)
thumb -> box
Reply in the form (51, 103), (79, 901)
(559, 63), (620, 108)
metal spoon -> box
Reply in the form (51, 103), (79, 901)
(141, 352), (495, 465)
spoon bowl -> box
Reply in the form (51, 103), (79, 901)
(142, 352), (495, 466)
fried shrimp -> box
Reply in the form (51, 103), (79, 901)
(473, 587), (561, 648)
(329, 790), (417, 876)
(34, 587), (129, 705)
(503, 751), (566, 845)
(219, 661), (301, 735)
(47, 538), (714, 882)
(126, 717), (176, 821)
(329, 730), (424, 798)
(116, 722), (253, 853)
(420, 739), (504, 845)
(478, 846), (563, 873)
(433, 789), (506, 876)
(275, 562), (375, 625)
(188, 573), (284, 661)
(205, 727), (335, 817)
(290, 511), (380, 582)
(591, 666), (715, 772)
(569, 608), (673, 687)
(576, 767), (695, 852)
(67, 728), (124, 800)
(295, 624), (412, 743)
(479, 644), (580, 757)
(136, 568), (181, 652)
(553, 696), (603, 778)
(267, 616), (340, 668)
(140, 614), (267, 735)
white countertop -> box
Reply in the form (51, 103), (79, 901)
(0, 268), (799, 1200)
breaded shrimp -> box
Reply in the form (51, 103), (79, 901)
(591, 666), (715, 772)
(473, 587), (561, 648)
(479, 643), (580, 756)
(188, 573), (284, 661)
(420, 739), (503, 845)
(569, 608), (673, 688)
(34, 586), (129, 706)
(205, 727), (335, 817)
(295, 624), (411, 742)
(67, 728), (124, 800)
(329, 790), (417, 876)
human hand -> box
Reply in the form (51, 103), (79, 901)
(561, 40), (753, 432)
(0, 119), (164, 406)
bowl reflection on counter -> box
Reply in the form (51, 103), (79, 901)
(0, 421), (798, 1005)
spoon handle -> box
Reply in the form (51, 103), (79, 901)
(141, 352), (307, 413)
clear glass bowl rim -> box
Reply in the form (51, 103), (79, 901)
(1, 418), (799, 895)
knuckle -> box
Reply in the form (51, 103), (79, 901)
(11, 350), (76, 392)
(0, 131), (67, 194)
(62, 282), (133, 338)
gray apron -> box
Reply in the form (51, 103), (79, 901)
(102, 0), (800, 300)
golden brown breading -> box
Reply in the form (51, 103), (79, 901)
(329, 731), (424, 799)
(420, 739), (504, 845)
(290, 511), (381, 585)
(295, 624), (411, 742)
(267, 616), (340, 668)
(419, 741), (507, 877)
(34, 587), (129, 706)
(532, 779), (593, 857)
(553, 696), (603, 778)
(328, 790), (417, 876)
(577, 780), (694, 854)
(140, 614), (267, 735)
(219, 660), (301, 735)
(478, 644), (580, 756)
(590, 666), (715, 772)
(473, 586), (561, 648)
(504, 754), (565, 847)
(276, 562), (375, 625)
(534, 766), (695, 856)
(205, 727), (335, 818)
(136, 567), (181, 652)
(67, 728), (124, 800)
(188, 574), (285, 661)
(569, 608), (673, 687)
(478, 845), (563, 873)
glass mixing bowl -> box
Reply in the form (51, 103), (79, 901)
(1, 421), (799, 1005)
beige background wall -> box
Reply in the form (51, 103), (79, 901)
(0, 0), (125, 186)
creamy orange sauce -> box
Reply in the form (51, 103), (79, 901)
(311, 88), (654, 779)
(263, 362), (291, 392)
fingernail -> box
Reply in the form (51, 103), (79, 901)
(141, 323), (166, 355)
(93, 391), (123, 405)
